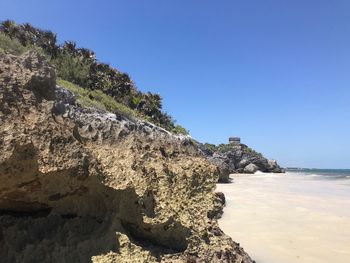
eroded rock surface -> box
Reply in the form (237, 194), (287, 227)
(199, 142), (284, 183)
(0, 51), (253, 262)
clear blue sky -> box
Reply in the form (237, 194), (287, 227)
(1, 0), (350, 168)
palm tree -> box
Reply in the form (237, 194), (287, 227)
(62, 41), (77, 54)
(41, 30), (58, 57)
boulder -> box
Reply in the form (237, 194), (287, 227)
(0, 51), (253, 263)
(208, 153), (231, 183)
(243, 163), (259, 173)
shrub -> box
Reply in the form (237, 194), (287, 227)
(217, 143), (240, 153)
(0, 32), (29, 55)
(89, 89), (138, 118)
(172, 125), (189, 135)
(0, 32), (49, 58)
(203, 143), (218, 153)
(0, 20), (58, 56)
(57, 78), (138, 119)
(245, 147), (263, 157)
(57, 78), (101, 108)
(1, 20), (190, 135)
(53, 52), (91, 87)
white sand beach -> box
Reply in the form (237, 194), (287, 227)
(217, 173), (350, 263)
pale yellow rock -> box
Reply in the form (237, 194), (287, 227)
(0, 51), (253, 263)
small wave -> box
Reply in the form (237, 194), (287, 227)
(309, 174), (321, 177)
(286, 172), (319, 177)
(254, 171), (266, 175)
(287, 170), (350, 180)
(306, 174), (349, 180)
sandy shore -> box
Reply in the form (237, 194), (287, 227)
(217, 173), (350, 263)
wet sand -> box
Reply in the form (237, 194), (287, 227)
(217, 173), (350, 263)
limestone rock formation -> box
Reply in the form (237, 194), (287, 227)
(0, 51), (253, 262)
(199, 143), (284, 182)
(243, 164), (258, 174)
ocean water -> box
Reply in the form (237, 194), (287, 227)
(217, 171), (350, 263)
(286, 168), (350, 180)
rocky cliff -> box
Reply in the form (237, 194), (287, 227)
(199, 143), (284, 183)
(0, 51), (253, 262)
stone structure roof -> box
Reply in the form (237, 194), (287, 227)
(229, 137), (241, 142)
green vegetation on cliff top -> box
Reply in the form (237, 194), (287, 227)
(203, 142), (263, 157)
(0, 20), (188, 135)
(57, 78), (140, 119)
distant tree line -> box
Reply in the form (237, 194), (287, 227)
(0, 20), (188, 135)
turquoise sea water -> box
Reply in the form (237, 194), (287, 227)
(286, 168), (350, 180)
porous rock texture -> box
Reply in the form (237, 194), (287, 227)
(0, 51), (253, 263)
(199, 143), (284, 183)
